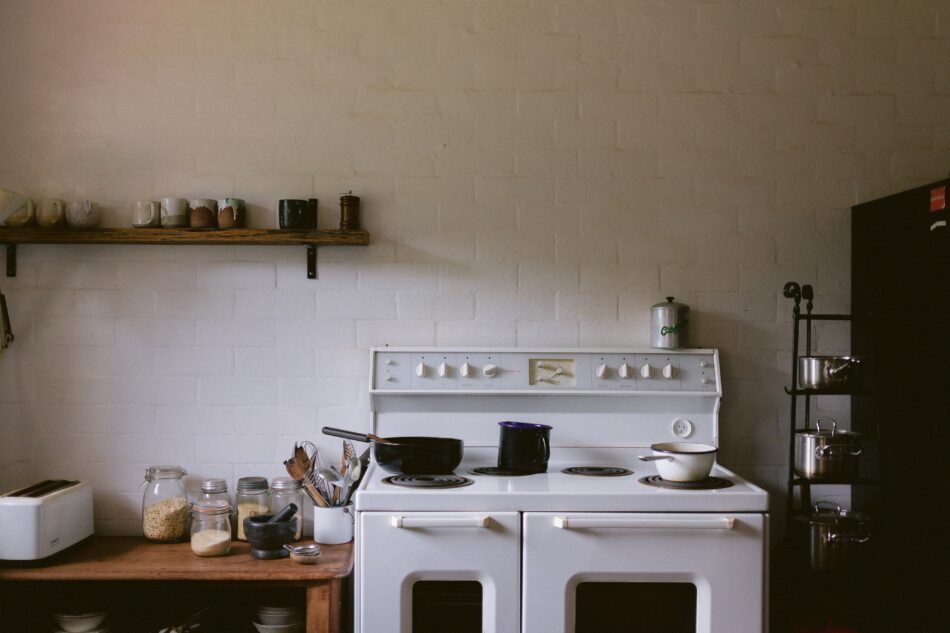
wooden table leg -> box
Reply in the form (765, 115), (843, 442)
(306, 579), (342, 633)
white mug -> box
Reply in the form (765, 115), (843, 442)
(65, 200), (100, 229)
(313, 504), (354, 544)
(132, 200), (161, 228)
(0, 188), (34, 226)
(36, 199), (65, 228)
(160, 197), (188, 228)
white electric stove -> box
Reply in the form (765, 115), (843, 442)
(354, 348), (769, 633)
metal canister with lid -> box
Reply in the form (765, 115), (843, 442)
(235, 476), (269, 541)
(339, 191), (360, 230)
(651, 297), (690, 349)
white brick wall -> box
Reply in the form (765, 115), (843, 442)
(1, 0), (949, 535)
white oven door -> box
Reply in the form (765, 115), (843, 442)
(522, 512), (767, 633)
(358, 511), (521, 633)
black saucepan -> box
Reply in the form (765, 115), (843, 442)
(322, 427), (463, 475)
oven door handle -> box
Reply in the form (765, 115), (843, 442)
(391, 515), (490, 529)
(552, 516), (735, 530)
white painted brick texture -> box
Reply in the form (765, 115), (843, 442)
(1, 1), (949, 533)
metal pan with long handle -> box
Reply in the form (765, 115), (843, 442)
(322, 427), (463, 475)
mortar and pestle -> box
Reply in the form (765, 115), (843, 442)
(243, 503), (299, 560)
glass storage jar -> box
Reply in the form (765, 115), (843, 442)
(271, 477), (304, 541)
(190, 499), (232, 557)
(236, 476), (269, 541)
(198, 478), (235, 537)
(142, 465), (189, 543)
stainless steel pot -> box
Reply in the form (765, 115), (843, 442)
(794, 418), (862, 480)
(798, 356), (861, 391)
(802, 501), (871, 572)
(651, 297), (689, 349)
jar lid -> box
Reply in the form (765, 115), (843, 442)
(200, 478), (228, 494)
(271, 476), (303, 491)
(651, 296), (689, 310)
(339, 190), (360, 203)
(236, 476), (269, 493)
(192, 499), (231, 515)
(144, 465), (187, 481)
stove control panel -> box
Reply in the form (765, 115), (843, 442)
(372, 349), (719, 394)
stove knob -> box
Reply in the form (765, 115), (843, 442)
(415, 362), (428, 378)
(700, 360), (709, 368)
(618, 363), (632, 379)
(384, 358), (394, 366)
(438, 362), (449, 378)
(640, 363), (653, 379)
(662, 363), (675, 379)
(483, 364), (498, 378)
(595, 363), (608, 379)
(460, 362), (473, 378)
(385, 373), (394, 382)
(701, 377), (711, 385)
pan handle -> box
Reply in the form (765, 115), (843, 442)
(322, 427), (373, 443)
(638, 455), (674, 462)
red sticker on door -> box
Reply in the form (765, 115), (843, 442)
(930, 186), (946, 212)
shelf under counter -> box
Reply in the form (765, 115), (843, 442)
(0, 536), (353, 633)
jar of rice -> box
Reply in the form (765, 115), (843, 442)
(142, 465), (189, 543)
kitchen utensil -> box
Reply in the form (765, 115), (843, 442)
(267, 503), (298, 524)
(497, 421), (552, 473)
(283, 543), (321, 565)
(243, 514), (297, 559)
(798, 356), (861, 391)
(651, 296), (689, 349)
(794, 418), (862, 480)
(341, 448), (361, 505)
(638, 442), (718, 482)
(283, 452), (328, 508)
(799, 501), (871, 572)
(314, 467), (345, 502)
(322, 426), (463, 475)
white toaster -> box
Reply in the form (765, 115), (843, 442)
(0, 480), (94, 560)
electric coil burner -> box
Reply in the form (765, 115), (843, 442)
(355, 348), (769, 633)
(470, 467), (535, 477)
(383, 474), (474, 489)
(639, 475), (734, 490)
(561, 466), (634, 477)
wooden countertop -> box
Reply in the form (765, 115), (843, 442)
(0, 536), (353, 582)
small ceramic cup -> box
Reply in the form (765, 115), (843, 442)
(217, 198), (245, 228)
(189, 198), (217, 229)
(313, 504), (353, 545)
(36, 199), (65, 228)
(65, 200), (100, 229)
(0, 188), (34, 227)
(160, 197), (189, 228)
(279, 199), (317, 229)
(132, 200), (161, 228)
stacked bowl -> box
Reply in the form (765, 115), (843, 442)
(52, 611), (109, 633)
(253, 605), (304, 633)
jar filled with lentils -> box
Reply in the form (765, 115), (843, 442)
(142, 465), (189, 543)
(236, 476), (269, 541)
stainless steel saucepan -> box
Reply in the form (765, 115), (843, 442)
(794, 418), (862, 480)
(798, 356), (861, 391)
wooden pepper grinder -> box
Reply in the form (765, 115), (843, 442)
(339, 191), (360, 230)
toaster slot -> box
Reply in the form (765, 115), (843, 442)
(5, 480), (80, 498)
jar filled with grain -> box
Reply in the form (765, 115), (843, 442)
(271, 477), (304, 541)
(198, 477), (235, 537)
(190, 499), (232, 557)
(236, 476), (269, 541)
(142, 465), (189, 543)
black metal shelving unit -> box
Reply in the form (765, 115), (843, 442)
(781, 281), (879, 522)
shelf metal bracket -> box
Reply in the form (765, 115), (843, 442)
(5, 244), (15, 277)
(306, 245), (317, 279)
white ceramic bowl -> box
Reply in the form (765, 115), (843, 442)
(639, 442), (717, 482)
(252, 622), (305, 633)
(51, 613), (108, 633)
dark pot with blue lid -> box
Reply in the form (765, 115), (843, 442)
(498, 421), (552, 473)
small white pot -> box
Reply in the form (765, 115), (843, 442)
(639, 442), (717, 482)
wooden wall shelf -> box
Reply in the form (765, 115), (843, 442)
(0, 228), (370, 279)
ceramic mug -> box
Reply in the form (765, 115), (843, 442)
(189, 198), (217, 229)
(217, 198), (245, 229)
(0, 188), (34, 227)
(36, 199), (65, 228)
(278, 198), (317, 229)
(65, 200), (100, 229)
(160, 197), (189, 228)
(313, 504), (353, 545)
(132, 200), (161, 228)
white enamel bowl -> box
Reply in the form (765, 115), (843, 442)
(638, 442), (718, 482)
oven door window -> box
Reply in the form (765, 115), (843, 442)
(413, 581), (482, 633)
(575, 582), (696, 633)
